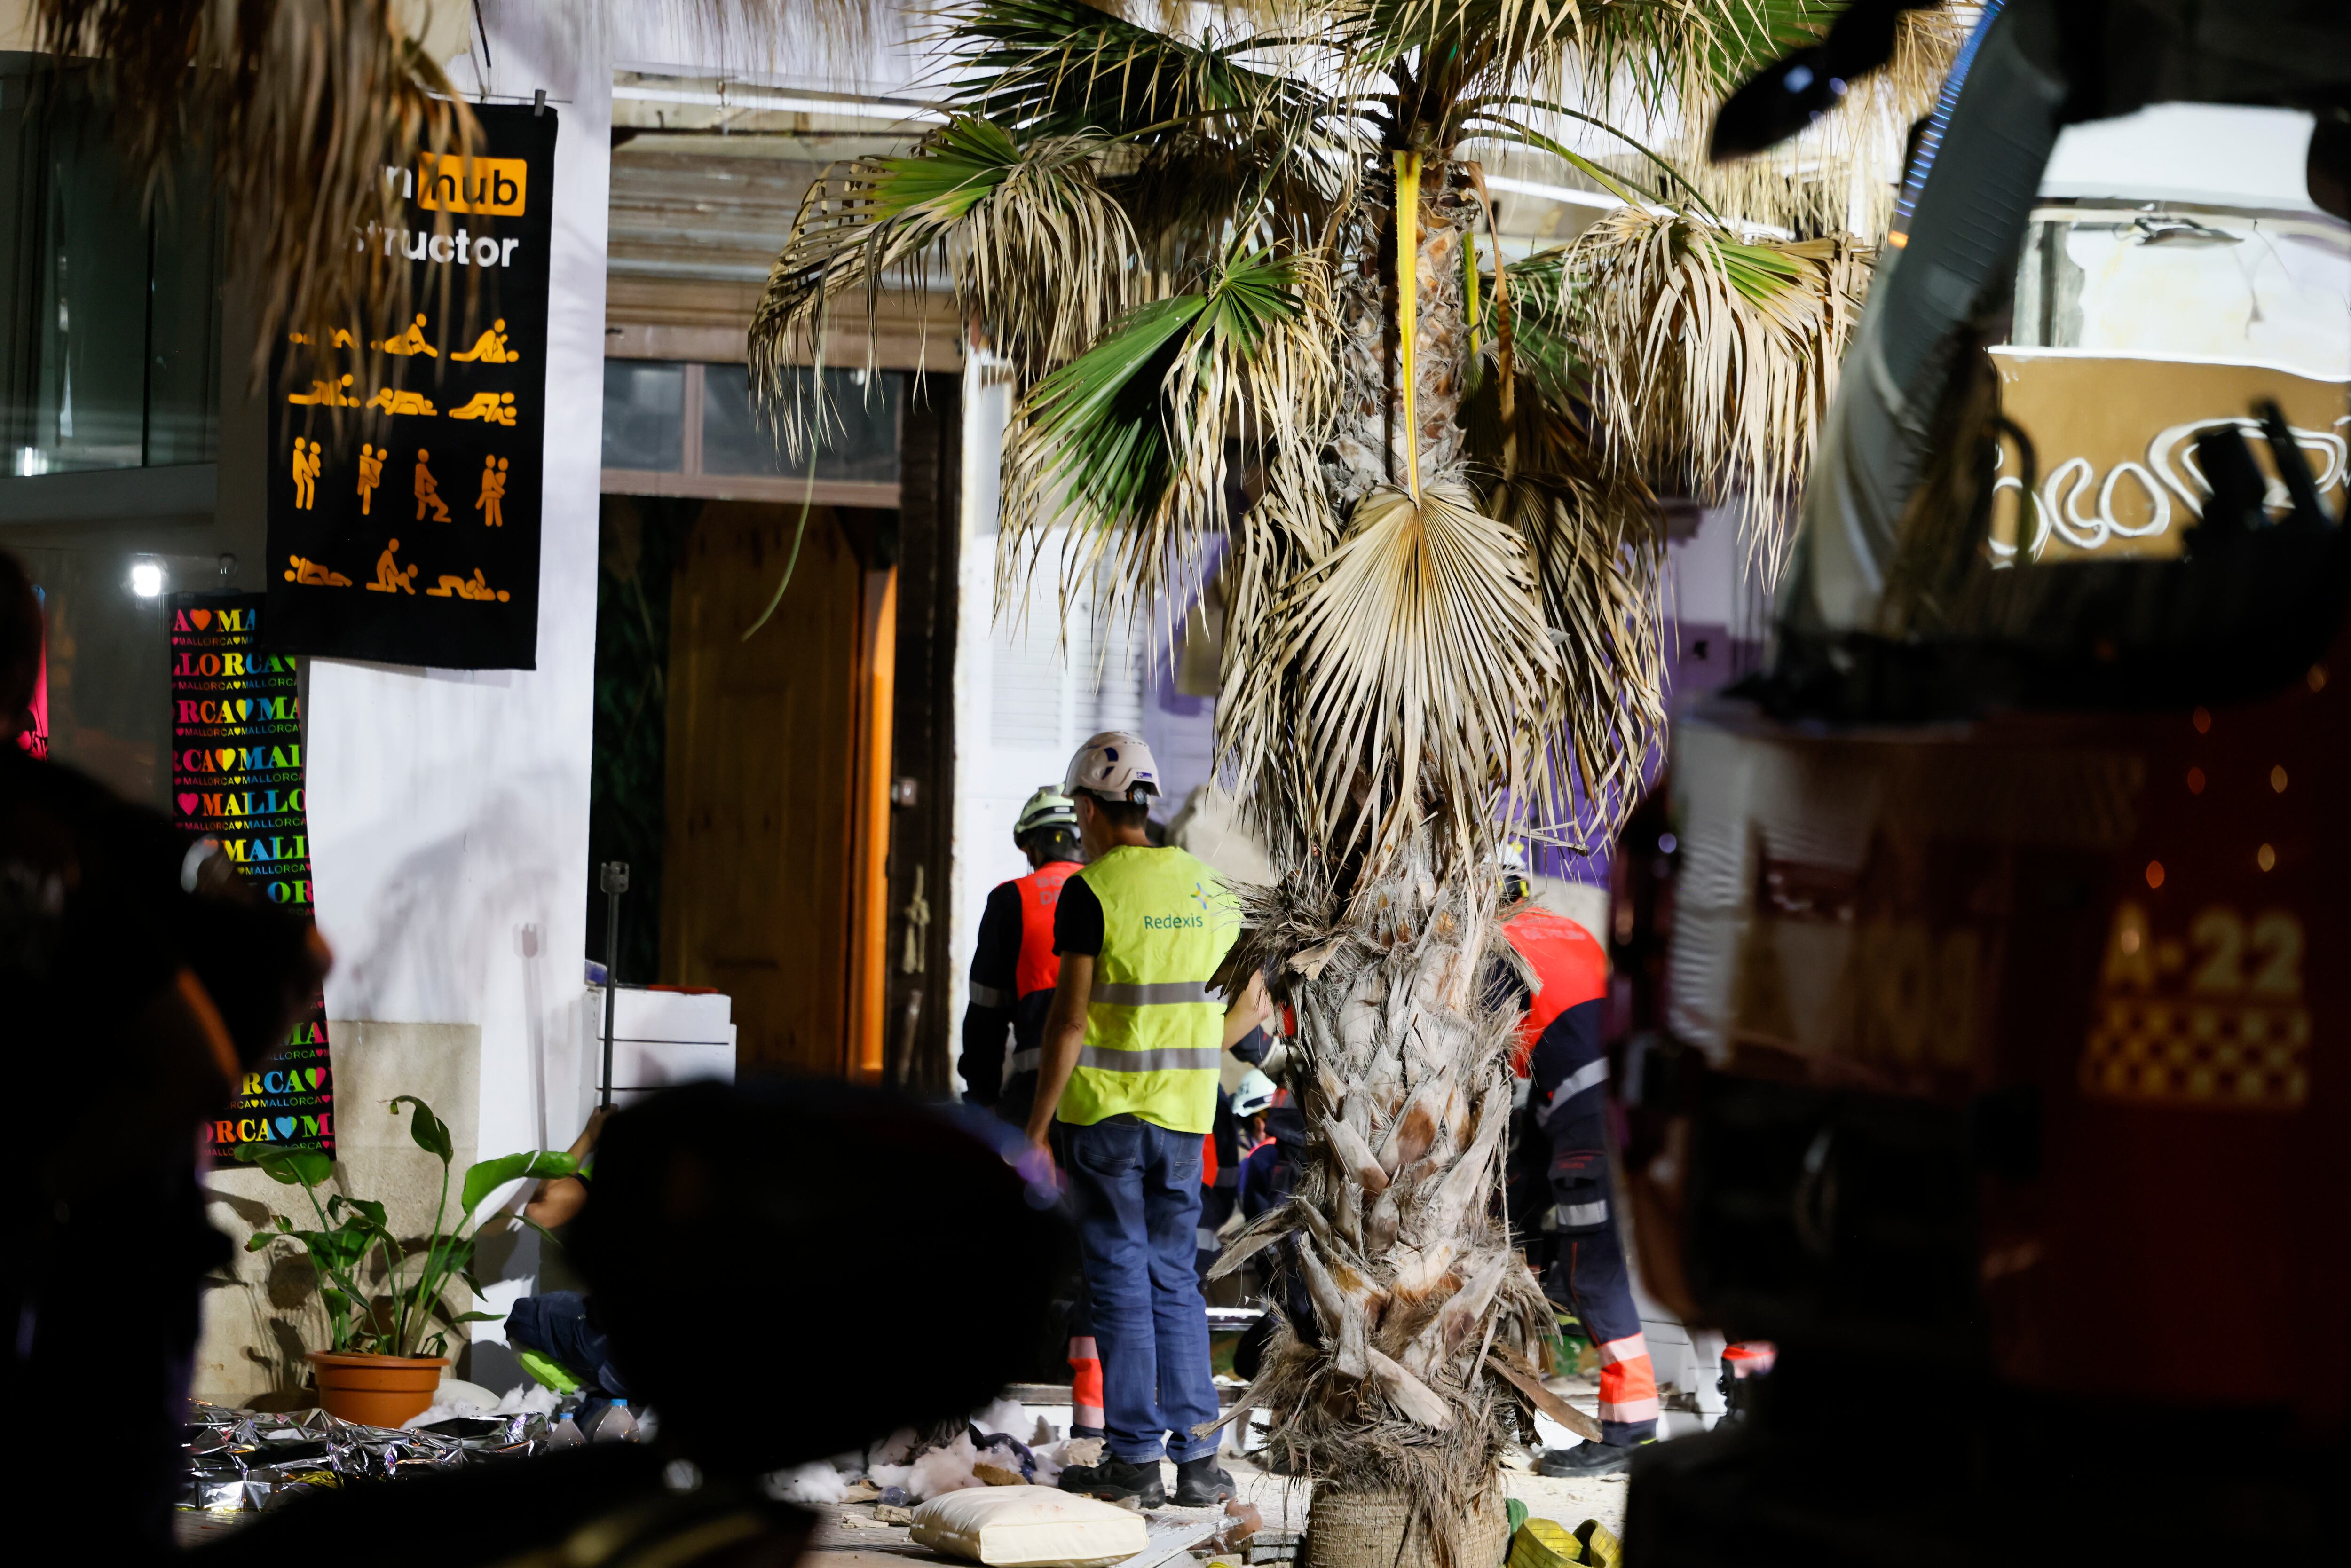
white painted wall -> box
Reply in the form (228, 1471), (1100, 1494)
(303, 6), (611, 1372)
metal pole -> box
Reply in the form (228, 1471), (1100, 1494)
(599, 861), (629, 1110)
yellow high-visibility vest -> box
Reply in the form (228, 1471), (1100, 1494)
(1057, 845), (1239, 1135)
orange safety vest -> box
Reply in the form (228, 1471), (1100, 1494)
(1502, 907), (1609, 1077)
(1013, 859), (1080, 1001)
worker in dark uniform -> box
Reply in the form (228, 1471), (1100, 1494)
(1495, 867), (1659, 1477)
(961, 787), (1083, 1130)
(956, 788), (1097, 1431)
(1196, 1083), (1240, 1279)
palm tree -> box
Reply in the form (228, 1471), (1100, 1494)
(755, 0), (1945, 1553)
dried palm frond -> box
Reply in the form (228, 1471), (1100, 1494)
(1456, 362), (1666, 851)
(1574, 6), (1967, 242)
(1231, 480), (1563, 870)
(998, 247), (1336, 631)
(750, 116), (1136, 453)
(1565, 205), (1863, 577)
(1493, 473), (1665, 849)
(32, 0), (474, 384)
(1111, 125), (1345, 277)
(1338, 0), (1820, 127)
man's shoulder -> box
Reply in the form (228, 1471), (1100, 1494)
(1506, 905), (1602, 947)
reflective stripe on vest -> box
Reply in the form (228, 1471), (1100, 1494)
(1015, 859), (1080, 1000)
(1059, 845), (1238, 1136)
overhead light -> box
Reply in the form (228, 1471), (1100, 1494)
(129, 560), (164, 598)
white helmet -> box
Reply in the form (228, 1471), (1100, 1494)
(1063, 730), (1161, 804)
(1233, 1069), (1278, 1119)
(1014, 786), (1079, 841)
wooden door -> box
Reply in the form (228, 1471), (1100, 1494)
(663, 500), (868, 1076)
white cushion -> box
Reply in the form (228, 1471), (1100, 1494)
(907, 1485), (1148, 1567)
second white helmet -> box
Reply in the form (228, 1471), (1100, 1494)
(1063, 730), (1161, 804)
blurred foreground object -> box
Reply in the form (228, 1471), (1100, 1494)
(200, 1077), (1073, 1566)
(0, 549), (329, 1560)
(1619, 4), (2351, 1562)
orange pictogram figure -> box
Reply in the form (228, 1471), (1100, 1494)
(357, 443), (385, 514)
(475, 456), (509, 527)
(288, 373), (358, 407)
(365, 539), (418, 594)
(425, 567), (512, 603)
(284, 555), (351, 587)
(368, 386), (437, 417)
(290, 439), (323, 510)
(414, 449), (451, 522)
(287, 328), (357, 348)
(375, 313), (438, 357)
(451, 319), (519, 363)
(448, 391), (517, 426)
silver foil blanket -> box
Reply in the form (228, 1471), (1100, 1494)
(181, 1402), (555, 1513)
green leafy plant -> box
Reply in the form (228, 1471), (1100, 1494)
(237, 1096), (576, 1359)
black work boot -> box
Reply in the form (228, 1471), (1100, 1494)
(1172, 1455), (1236, 1506)
(1535, 1440), (1645, 1478)
(1058, 1456), (1166, 1509)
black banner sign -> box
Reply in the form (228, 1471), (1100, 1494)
(169, 593), (336, 1166)
(264, 104), (557, 669)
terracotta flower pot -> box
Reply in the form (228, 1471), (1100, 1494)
(308, 1351), (451, 1428)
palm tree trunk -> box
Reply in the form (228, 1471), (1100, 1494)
(1404, 164), (1475, 493)
(1323, 160), (1477, 506)
(1231, 847), (1551, 1560)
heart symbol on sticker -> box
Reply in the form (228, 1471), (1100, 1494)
(275, 1118), (295, 1139)
(235, 700), (249, 721)
(305, 1069), (321, 1090)
(190, 609), (211, 630)
(177, 794), (199, 815)
(216, 749), (237, 770)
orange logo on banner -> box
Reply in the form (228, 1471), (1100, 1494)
(417, 153), (528, 214)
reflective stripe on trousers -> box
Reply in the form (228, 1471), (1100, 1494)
(1594, 1331), (1659, 1425)
(1069, 1335), (1104, 1430)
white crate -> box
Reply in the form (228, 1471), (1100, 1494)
(586, 987), (736, 1104)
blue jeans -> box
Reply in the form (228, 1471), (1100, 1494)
(1059, 1114), (1220, 1465)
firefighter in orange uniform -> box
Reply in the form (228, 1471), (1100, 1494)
(960, 787), (1099, 1433)
(1497, 862), (1660, 1476)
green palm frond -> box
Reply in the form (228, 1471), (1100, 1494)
(1566, 206), (1864, 575)
(999, 247), (1336, 626)
(749, 115), (1135, 454)
(944, 0), (1325, 142)
(1491, 250), (1587, 409)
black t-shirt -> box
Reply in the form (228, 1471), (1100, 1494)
(1053, 875), (1104, 958)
